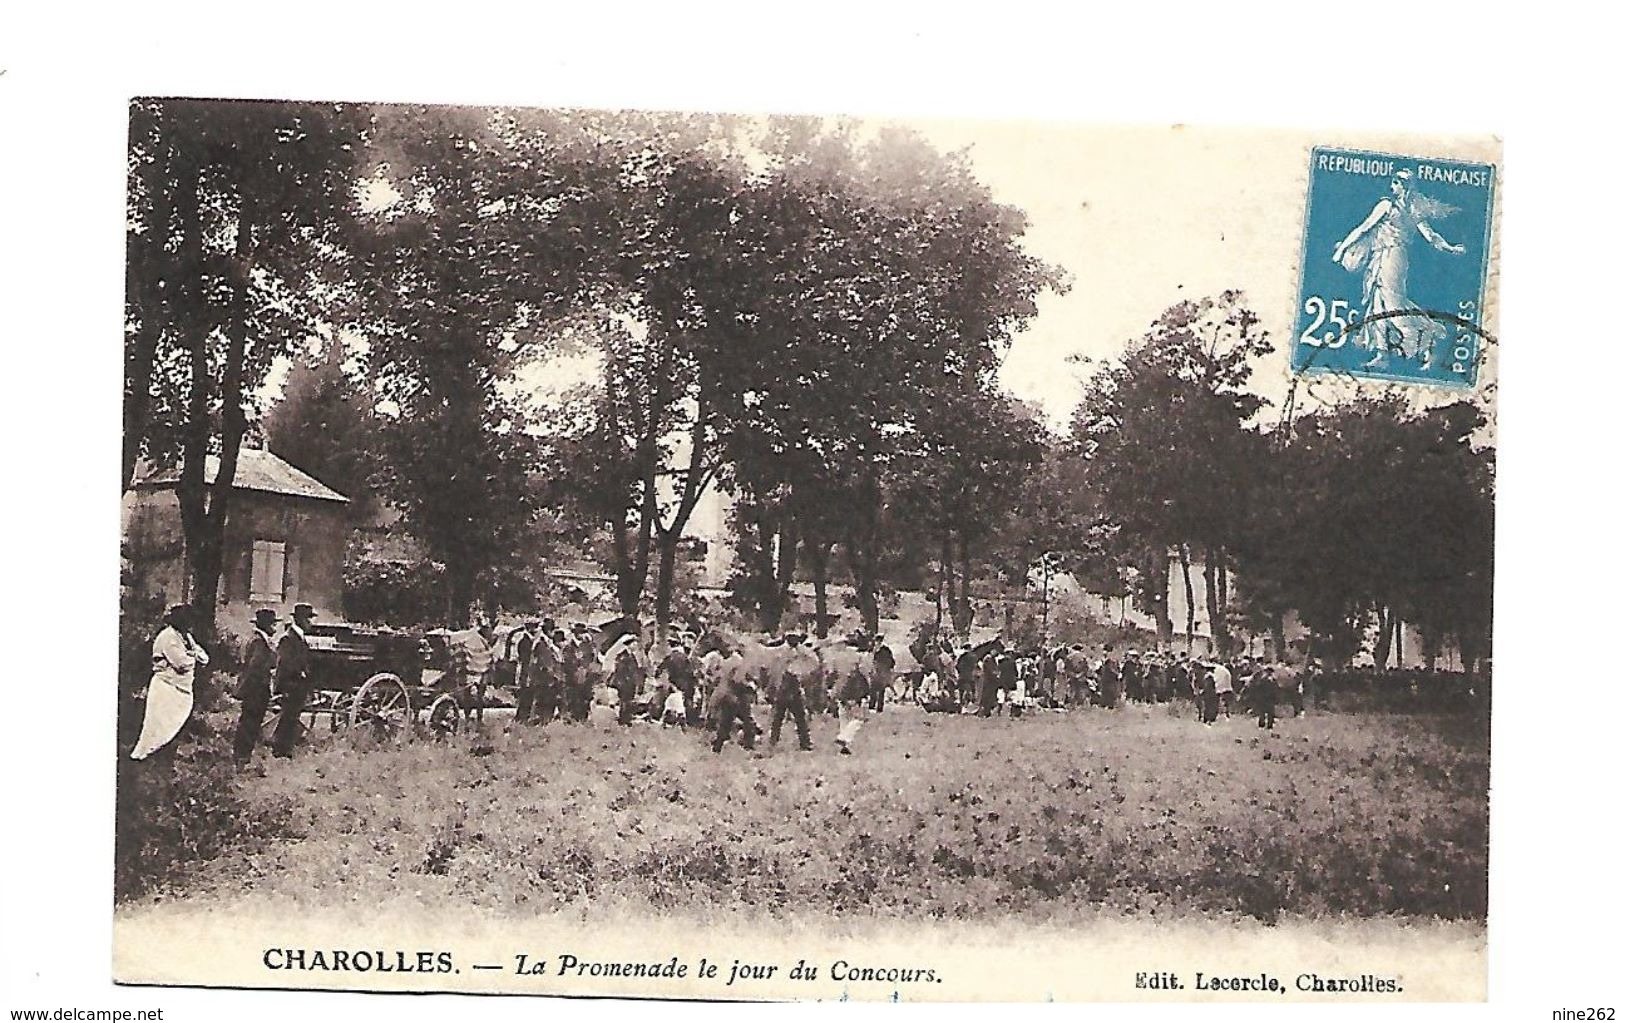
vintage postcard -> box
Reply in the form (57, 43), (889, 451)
(114, 99), (1499, 1002)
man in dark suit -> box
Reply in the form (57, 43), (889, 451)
(232, 608), (280, 764)
(270, 603), (316, 759)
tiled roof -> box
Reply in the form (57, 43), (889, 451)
(136, 448), (349, 503)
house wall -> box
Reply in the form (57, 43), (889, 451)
(122, 488), (349, 638)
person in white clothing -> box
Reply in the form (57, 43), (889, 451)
(131, 605), (209, 761)
(1210, 661), (1235, 719)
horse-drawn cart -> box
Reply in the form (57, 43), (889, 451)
(281, 622), (466, 740)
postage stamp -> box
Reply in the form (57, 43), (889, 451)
(1292, 147), (1496, 387)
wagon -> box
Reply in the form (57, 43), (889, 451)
(279, 621), (467, 740)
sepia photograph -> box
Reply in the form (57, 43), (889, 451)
(107, 96), (1500, 1002)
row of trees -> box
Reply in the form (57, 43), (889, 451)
(124, 101), (1061, 644)
(1068, 292), (1495, 668)
(125, 100), (1493, 669)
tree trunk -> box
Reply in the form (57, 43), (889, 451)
(1203, 548), (1230, 657)
(935, 534), (950, 634)
(124, 136), (182, 491)
(1374, 605), (1396, 669)
(1178, 546), (1197, 653)
(852, 551), (880, 635)
(1147, 549), (1173, 646)
(776, 511), (799, 615)
(808, 539), (832, 638)
(653, 536), (679, 643)
(448, 562), (477, 628)
(959, 535), (975, 632)
(197, 200), (255, 611)
(845, 476), (884, 636)
(1270, 612), (1287, 662)
(948, 531), (975, 635)
(758, 510), (785, 632)
(611, 521), (641, 618)
(649, 397), (714, 641)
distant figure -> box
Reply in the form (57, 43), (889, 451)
(1209, 661), (1235, 720)
(606, 634), (645, 726)
(270, 603), (317, 758)
(564, 624), (594, 722)
(131, 604), (209, 761)
(1097, 645), (1121, 708)
(1332, 169), (1466, 368)
(660, 642), (700, 726)
(867, 639), (895, 713)
(709, 664), (759, 754)
(956, 646), (981, 707)
(771, 634), (818, 751)
(511, 621), (537, 723)
(1198, 666), (1219, 726)
(978, 653), (1000, 717)
(232, 608), (279, 764)
(834, 660), (869, 756)
(1250, 666), (1279, 730)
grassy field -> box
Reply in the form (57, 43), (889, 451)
(119, 696), (1489, 928)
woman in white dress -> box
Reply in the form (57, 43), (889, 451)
(1331, 170), (1465, 368)
(130, 605), (210, 761)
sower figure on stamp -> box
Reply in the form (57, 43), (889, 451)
(1332, 169), (1465, 369)
(232, 608), (279, 765)
(770, 634), (818, 751)
(270, 603), (316, 758)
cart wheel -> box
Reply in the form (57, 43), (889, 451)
(426, 693), (461, 738)
(351, 673), (412, 740)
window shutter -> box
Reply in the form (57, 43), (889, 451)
(286, 544), (301, 605)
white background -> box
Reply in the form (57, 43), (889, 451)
(2, 3), (1620, 1020)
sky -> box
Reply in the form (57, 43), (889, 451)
(908, 118), (1500, 432)
(492, 117), (1500, 436)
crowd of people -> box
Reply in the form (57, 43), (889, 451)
(910, 638), (1310, 729)
(128, 603), (1321, 768)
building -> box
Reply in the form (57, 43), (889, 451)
(123, 448), (350, 635)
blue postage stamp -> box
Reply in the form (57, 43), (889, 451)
(1292, 147), (1496, 387)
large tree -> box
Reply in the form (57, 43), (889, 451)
(717, 122), (1060, 635)
(124, 99), (367, 642)
(1242, 396), (1495, 670)
(1072, 292), (1273, 652)
(346, 106), (620, 624)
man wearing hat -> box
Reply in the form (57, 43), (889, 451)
(1210, 659), (1235, 719)
(770, 633), (818, 751)
(658, 639), (700, 726)
(232, 608), (281, 764)
(271, 603), (317, 758)
(564, 623), (595, 722)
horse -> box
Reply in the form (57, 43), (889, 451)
(812, 636), (876, 713)
(693, 627), (792, 713)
